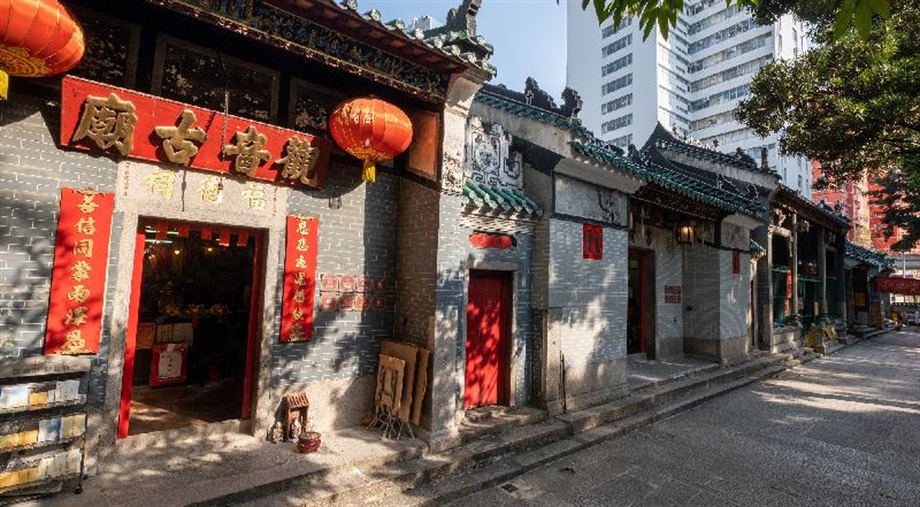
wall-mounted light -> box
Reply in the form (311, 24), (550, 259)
(173, 249), (181, 255)
(676, 222), (695, 244)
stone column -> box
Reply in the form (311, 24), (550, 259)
(818, 226), (828, 322)
(790, 213), (800, 327)
(753, 225), (772, 349)
(835, 232), (847, 322)
(426, 73), (483, 453)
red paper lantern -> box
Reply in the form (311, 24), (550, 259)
(0, 0), (85, 80)
(328, 97), (413, 183)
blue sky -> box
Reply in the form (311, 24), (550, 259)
(360, 1), (570, 100)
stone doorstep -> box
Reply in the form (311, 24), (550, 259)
(228, 350), (817, 507)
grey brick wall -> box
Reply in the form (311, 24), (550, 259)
(273, 166), (400, 385)
(631, 227), (684, 342)
(394, 179), (440, 347)
(683, 243), (722, 340)
(548, 219), (628, 367)
(0, 92), (119, 406)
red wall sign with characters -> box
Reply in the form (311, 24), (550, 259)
(60, 76), (332, 189)
(44, 189), (115, 355)
(281, 216), (319, 342)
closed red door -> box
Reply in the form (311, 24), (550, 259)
(465, 271), (509, 409)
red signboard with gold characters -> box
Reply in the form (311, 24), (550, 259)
(281, 216), (319, 342)
(44, 189), (115, 355)
(60, 76), (332, 189)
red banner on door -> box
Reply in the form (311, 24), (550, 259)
(44, 189), (115, 355)
(60, 76), (332, 189)
(281, 216), (319, 342)
(874, 276), (920, 296)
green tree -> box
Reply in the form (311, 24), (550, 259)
(871, 156), (920, 252)
(577, 0), (890, 40)
(734, 1), (919, 250)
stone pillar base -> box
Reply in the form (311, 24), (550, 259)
(425, 426), (461, 453)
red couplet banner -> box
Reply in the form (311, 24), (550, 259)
(281, 216), (319, 342)
(44, 189), (116, 355)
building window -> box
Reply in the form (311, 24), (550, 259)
(601, 94), (633, 114)
(602, 73), (633, 95)
(601, 54), (632, 76)
(601, 18), (632, 38)
(732, 251), (741, 274)
(602, 34), (632, 57)
(583, 224), (603, 260)
(610, 133), (633, 148)
(601, 113), (633, 133)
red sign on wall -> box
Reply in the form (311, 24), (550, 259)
(785, 271), (793, 299)
(664, 285), (682, 304)
(44, 189), (115, 355)
(583, 223), (603, 260)
(470, 232), (513, 250)
(874, 276), (920, 296)
(281, 216), (319, 342)
(60, 76), (332, 189)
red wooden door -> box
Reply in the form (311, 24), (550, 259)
(465, 271), (509, 409)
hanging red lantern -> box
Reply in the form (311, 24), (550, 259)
(0, 0), (85, 97)
(328, 97), (413, 183)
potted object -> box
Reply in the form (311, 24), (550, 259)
(297, 431), (321, 453)
(297, 416), (320, 453)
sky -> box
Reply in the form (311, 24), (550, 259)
(360, 1), (570, 100)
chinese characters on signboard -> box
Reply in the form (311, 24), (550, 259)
(281, 216), (319, 342)
(61, 76), (331, 189)
(44, 189), (115, 355)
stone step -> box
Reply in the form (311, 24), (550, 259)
(379, 371), (792, 507)
(228, 349), (815, 507)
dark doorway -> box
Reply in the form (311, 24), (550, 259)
(465, 270), (511, 409)
(627, 248), (652, 356)
(120, 219), (263, 437)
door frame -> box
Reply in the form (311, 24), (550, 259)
(464, 268), (513, 409)
(117, 219), (265, 439)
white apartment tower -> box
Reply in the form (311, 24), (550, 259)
(567, 0), (813, 197)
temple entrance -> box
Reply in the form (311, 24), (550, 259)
(464, 270), (511, 409)
(627, 248), (651, 356)
(118, 219), (263, 438)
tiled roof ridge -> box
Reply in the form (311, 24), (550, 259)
(846, 240), (893, 268)
(461, 181), (544, 219)
(571, 139), (764, 219)
(474, 86), (595, 139)
(333, 0), (496, 76)
(776, 184), (850, 228)
(645, 123), (776, 175)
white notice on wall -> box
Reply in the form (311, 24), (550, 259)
(158, 346), (182, 379)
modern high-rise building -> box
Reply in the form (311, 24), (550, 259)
(567, 0), (814, 197)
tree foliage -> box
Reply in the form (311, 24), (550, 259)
(736, 2), (918, 181)
(871, 156), (920, 252)
(577, 0), (891, 41)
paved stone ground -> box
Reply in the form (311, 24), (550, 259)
(450, 330), (920, 507)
